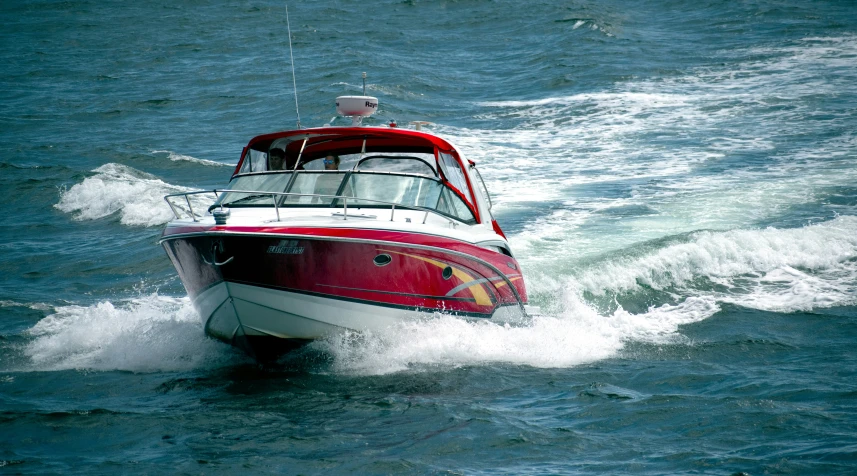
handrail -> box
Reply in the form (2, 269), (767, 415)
(163, 188), (462, 226)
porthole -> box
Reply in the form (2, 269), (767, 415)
(442, 266), (453, 280)
(373, 254), (392, 267)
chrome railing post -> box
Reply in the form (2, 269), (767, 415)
(165, 197), (180, 219)
(272, 194), (280, 221)
(185, 195), (198, 222)
(390, 203), (395, 222)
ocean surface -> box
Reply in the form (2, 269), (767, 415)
(2, 0), (857, 473)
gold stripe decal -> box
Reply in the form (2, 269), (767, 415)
(379, 249), (494, 307)
(493, 276), (522, 288)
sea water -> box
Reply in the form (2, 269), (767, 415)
(2, 0), (856, 473)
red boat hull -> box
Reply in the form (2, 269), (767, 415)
(161, 226), (527, 354)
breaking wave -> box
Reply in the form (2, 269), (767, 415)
(0, 300), (53, 312)
(21, 295), (239, 372)
(575, 215), (857, 312)
(55, 163), (207, 227)
(151, 149), (232, 167)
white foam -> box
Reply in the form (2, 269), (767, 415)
(320, 216), (855, 376)
(55, 163), (208, 227)
(439, 36), (857, 265)
(151, 150), (231, 167)
(316, 294), (718, 376)
(22, 294), (238, 372)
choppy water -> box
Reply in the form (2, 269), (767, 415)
(2, 0), (857, 473)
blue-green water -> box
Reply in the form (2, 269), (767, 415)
(2, 0), (857, 473)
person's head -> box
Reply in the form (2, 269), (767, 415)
(269, 148), (286, 170)
(323, 154), (340, 170)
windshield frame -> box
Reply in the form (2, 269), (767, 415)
(212, 169), (476, 224)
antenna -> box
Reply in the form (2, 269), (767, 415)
(362, 72), (367, 95)
(286, 5), (301, 129)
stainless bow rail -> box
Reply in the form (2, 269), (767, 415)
(164, 189), (457, 225)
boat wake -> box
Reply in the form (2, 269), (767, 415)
(44, 196), (856, 369)
(573, 215), (857, 313)
(318, 216), (857, 375)
(313, 296), (717, 375)
(15, 216), (855, 375)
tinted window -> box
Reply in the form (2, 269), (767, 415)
(438, 151), (473, 205)
(436, 187), (476, 223)
(238, 149), (269, 174)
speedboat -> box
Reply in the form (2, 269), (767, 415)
(160, 95), (531, 358)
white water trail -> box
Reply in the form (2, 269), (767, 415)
(22, 295), (240, 372)
(319, 215), (857, 375)
(316, 294), (718, 375)
(575, 215), (857, 313)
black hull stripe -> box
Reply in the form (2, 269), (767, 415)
(315, 283), (477, 303)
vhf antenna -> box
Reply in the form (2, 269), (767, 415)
(286, 5), (301, 129)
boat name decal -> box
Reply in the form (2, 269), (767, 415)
(267, 239), (305, 255)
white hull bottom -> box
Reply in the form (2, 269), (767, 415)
(194, 281), (527, 351)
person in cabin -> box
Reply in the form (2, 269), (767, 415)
(314, 155), (343, 202)
(268, 148), (286, 170)
(323, 154), (340, 170)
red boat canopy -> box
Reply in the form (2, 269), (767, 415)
(233, 126), (481, 221)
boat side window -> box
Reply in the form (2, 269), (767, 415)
(437, 186), (476, 223)
(438, 151), (473, 203)
(238, 149), (269, 174)
(214, 173), (292, 207)
(472, 167), (493, 212)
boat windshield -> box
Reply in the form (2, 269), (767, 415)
(213, 169), (475, 223)
(212, 172), (293, 206)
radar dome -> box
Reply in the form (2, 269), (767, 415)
(336, 96), (379, 117)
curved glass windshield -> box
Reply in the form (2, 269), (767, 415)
(282, 172), (349, 205)
(213, 172), (292, 206)
(340, 173), (442, 209)
(214, 170), (475, 223)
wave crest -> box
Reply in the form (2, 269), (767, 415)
(55, 163), (201, 227)
(22, 294), (238, 372)
(151, 150), (231, 167)
(576, 216), (857, 312)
